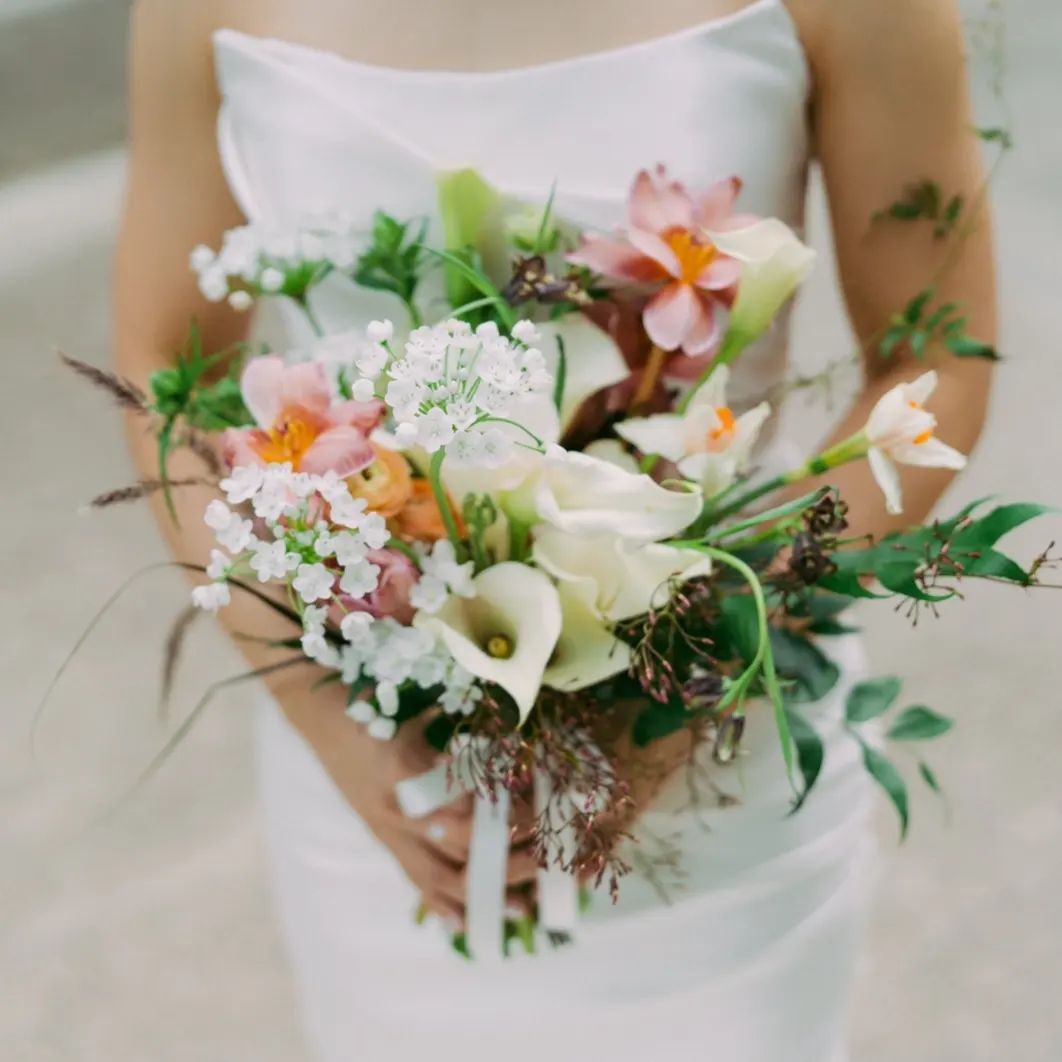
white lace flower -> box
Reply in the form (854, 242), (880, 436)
(409, 575), (449, 614)
(219, 465), (265, 505)
(420, 540), (475, 598)
(347, 699), (375, 724)
(416, 407), (456, 454)
(340, 611), (374, 645)
(317, 529), (368, 566)
(206, 549), (231, 580)
(250, 539), (300, 582)
(367, 717), (397, 741)
(339, 559), (381, 598)
(293, 562), (336, 604)
(446, 430), (485, 466)
(301, 630), (340, 668)
(367, 320), (394, 344)
(356, 342), (389, 380)
(192, 582), (231, 613)
(351, 378), (376, 403)
(359, 513), (390, 550)
(302, 605), (328, 632)
(329, 493), (369, 529)
(376, 681), (400, 718)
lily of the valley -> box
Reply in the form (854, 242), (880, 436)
(615, 365), (770, 498)
(862, 370), (967, 515)
(416, 563), (562, 723)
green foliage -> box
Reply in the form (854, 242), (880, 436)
(974, 125), (1014, 150)
(353, 211), (427, 313)
(845, 677), (902, 724)
(768, 628), (840, 703)
(785, 707), (824, 814)
(147, 323), (253, 520)
(872, 180), (965, 240)
(436, 168), (503, 314)
(633, 698), (690, 747)
(718, 595), (761, 665)
(861, 741), (910, 839)
(878, 287), (1001, 364)
(888, 706), (953, 742)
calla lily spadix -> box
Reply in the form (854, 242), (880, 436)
(615, 365), (770, 499)
(862, 370), (967, 515)
(533, 528), (711, 622)
(543, 581), (632, 693)
(415, 563), (562, 723)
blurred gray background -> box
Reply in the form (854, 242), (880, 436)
(2, 0), (1060, 1059)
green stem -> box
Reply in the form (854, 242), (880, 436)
(428, 449), (466, 557)
(669, 543), (796, 788)
(403, 297), (424, 329)
(676, 330), (749, 414)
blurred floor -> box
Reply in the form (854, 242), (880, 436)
(2, 2), (1061, 1060)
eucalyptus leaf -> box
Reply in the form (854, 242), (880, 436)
(768, 629), (840, 703)
(861, 742), (910, 839)
(919, 760), (943, 795)
(887, 705), (953, 742)
(786, 707), (824, 814)
(846, 677), (902, 724)
(719, 594), (761, 665)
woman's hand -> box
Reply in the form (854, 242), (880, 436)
(273, 667), (537, 927)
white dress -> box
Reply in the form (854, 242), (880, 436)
(212, 4), (878, 1059)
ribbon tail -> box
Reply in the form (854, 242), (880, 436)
(395, 762), (453, 819)
(466, 788), (512, 961)
(534, 770), (580, 941)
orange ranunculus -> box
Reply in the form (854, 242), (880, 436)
(347, 444), (414, 518)
(390, 479), (464, 542)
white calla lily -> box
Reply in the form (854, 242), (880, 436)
(863, 370), (967, 515)
(533, 528), (711, 622)
(416, 563), (562, 723)
(532, 448), (702, 542)
(582, 438), (640, 473)
(615, 366), (770, 498)
(709, 218), (816, 346)
(536, 314), (631, 431)
(543, 581), (631, 692)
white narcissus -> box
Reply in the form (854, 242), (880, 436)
(543, 581), (631, 692)
(415, 563), (562, 723)
(708, 218), (816, 346)
(615, 365), (769, 499)
(863, 370), (967, 515)
(533, 528), (711, 622)
(530, 448), (703, 542)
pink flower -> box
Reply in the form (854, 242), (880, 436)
(221, 355), (384, 476)
(335, 549), (420, 624)
(569, 167), (755, 357)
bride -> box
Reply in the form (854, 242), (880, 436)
(114, 0), (994, 1059)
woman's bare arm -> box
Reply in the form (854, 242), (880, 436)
(791, 0), (995, 537)
(113, 1), (514, 924)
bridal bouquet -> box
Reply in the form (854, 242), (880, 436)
(65, 166), (1053, 957)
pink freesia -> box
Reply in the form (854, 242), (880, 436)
(221, 355), (384, 477)
(569, 166), (756, 357)
(334, 549), (420, 625)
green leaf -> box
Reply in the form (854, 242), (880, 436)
(954, 503), (1053, 551)
(808, 618), (860, 637)
(861, 742), (909, 838)
(815, 570), (887, 600)
(918, 760), (943, 795)
(888, 705), (953, 742)
(633, 700), (689, 747)
(786, 707), (824, 814)
(846, 677), (902, 724)
(552, 333), (567, 414)
(768, 628), (840, 703)
(876, 561), (954, 602)
(945, 334), (1002, 360)
(962, 548), (1031, 584)
(719, 594), (762, 665)
(904, 287), (935, 325)
(974, 126), (1014, 149)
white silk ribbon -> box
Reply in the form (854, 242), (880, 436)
(395, 755), (580, 957)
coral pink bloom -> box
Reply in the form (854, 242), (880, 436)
(569, 167), (756, 357)
(222, 356), (383, 476)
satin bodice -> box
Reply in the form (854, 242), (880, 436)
(212, 0), (810, 404)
